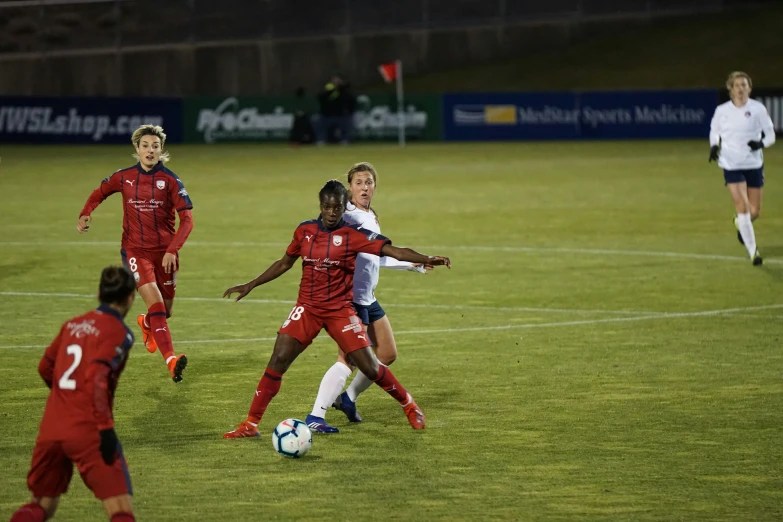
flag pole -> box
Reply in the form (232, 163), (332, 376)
(395, 59), (405, 147)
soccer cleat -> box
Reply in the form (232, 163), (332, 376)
(168, 354), (188, 383)
(333, 392), (363, 423)
(223, 421), (260, 439)
(402, 394), (425, 430)
(305, 415), (339, 434)
(137, 314), (158, 353)
(733, 216), (744, 245)
(752, 251), (763, 266)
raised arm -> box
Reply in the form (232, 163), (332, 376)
(380, 244), (450, 268)
(223, 253), (299, 302)
(77, 173), (123, 233)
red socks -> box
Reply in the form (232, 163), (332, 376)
(10, 503), (47, 522)
(372, 364), (409, 404)
(147, 302), (174, 360)
(111, 513), (136, 522)
(248, 368), (283, 424)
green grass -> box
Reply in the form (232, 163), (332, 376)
(1, 141), (783, 521)
(383, 5), (783, 93)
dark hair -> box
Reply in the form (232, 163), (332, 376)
(319, 179), (349, 206)
(99, 266), (136, 305)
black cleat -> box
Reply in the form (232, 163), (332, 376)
(752, 252), (763, 266)
(170, 354), (188, 383)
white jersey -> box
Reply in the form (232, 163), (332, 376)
(343, 202), (420, 306)
(710, 98), (776, 170)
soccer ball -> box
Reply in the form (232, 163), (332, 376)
(272, 418), (312, 458)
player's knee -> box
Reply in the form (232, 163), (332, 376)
(379, 352), (397, 365)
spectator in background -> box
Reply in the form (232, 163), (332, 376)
(290, 87), (315, 146)
(316, 75), (346, 145)
(338, 81), (357, 145)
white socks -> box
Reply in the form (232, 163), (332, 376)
(310, 362), (352, 418)
(346, 370), (374, 403)
(736, 212), (757, 257)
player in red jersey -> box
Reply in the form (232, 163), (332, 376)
(222, 180), (451, 438)
(10, 266), (137, 522)
(77, 124), (192, 383)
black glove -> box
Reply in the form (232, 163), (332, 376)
(709, 145), (720, 162)
(99, 428), (119, 465)
(748, 140), (764, 151)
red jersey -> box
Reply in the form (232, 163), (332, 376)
(80, 162), (193, 252)
(37, 305), (134, 441)
(286, 217), (391, 310)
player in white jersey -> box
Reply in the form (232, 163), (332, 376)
(709, 71), (776, 265)
(305, 162), (431, 433)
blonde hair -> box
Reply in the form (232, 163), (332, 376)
(726, 71), (752, 93)
(131, 124), (170, 163)
(346, 161), (378, 215)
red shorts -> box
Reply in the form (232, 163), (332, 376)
(277, 303), (370, 354)
(27, 434), (132, 500)
(121, 248), (177, 300)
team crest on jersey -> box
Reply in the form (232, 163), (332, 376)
(156, 180), (166, 190)
(745, 111), (751, 118)
(333, 235), (343, 246)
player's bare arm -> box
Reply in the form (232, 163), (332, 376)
(380, 244), (451, 269)
(223, 253), (299, 302)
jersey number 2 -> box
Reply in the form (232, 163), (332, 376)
(58, 344), (83, 390)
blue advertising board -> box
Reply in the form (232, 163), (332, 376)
(443, 90), (718, 141)
(0, 97), (183, 144)
(443, 92), (579, 141)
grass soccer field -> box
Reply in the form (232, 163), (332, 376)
(1, 141), (782, 521)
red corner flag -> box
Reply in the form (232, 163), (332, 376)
(378, 62), (398, 83)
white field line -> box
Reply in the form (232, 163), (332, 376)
(1, 240), (778, 265)
(1, 303), (780, 350)
(0, 291), (660, 316)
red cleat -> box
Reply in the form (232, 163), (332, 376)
(137, 314), (157, 353)
(223, 421), (260, 439)
(402, 394), (425, 430)
(167, 354), (188, 383)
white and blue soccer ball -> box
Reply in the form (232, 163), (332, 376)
(272, 418), (312, 458)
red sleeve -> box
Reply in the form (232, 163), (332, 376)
(92, 362), (114, 430)
(91, 326), (132, 430)
(166, 209), (194, 255)
(286, 226), (304, 257)
(80, 173), (123, 217)
(38, 325), (65, 389)
(347, 228), (391, 256)
(169, 176), (193, 212)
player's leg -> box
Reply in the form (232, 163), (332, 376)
(346, 346), (425, 430)
(102, 495), (134, 521)
(151, 251), (187, 381)
(337, 303), (396, 422)
(326, 308), (424, 429)
(747, 168), (764, 221)
(224, 304), (320, 439)
(13, 442), (72, 521)
(10, 497), (58, 522)
(223, 334), (306, 439)
(71, 436), (135, 521)
(727, 178), (761, 263)
(306, 347), (352, 433)
(307, 303), (371, 431)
